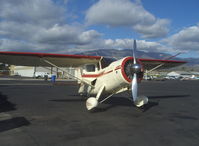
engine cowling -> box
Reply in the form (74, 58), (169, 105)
(89, 57), (144, 95)
(121, 57), (144, 83)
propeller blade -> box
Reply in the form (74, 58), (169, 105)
(132, 39), (138, 102)
(131, 39), (149, 107)
(133, 40), (137, 64)
(132, 73), (148, 107)
(131, 73), (138, 102)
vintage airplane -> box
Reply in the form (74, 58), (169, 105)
(0, 40), (186, 111)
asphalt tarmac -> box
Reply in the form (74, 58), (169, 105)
(0, 79), (199, 146)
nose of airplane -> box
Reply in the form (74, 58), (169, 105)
(130, 63), (142, 75)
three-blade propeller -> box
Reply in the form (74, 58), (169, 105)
(131, 40), (148, 107)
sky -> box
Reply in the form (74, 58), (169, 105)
(0, 0), (199, 58)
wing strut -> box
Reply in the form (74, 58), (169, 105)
(42, 59), (94, 88)
(146, 52), (182, 74)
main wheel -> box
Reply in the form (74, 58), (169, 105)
(134, 96), (148, 107)
(86, 97), (98, 110)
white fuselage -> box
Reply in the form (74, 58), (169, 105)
(80, 57), (133, 96)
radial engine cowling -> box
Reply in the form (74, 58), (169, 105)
(122, 57), (144, 82)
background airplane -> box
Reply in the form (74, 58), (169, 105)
(0, 40), (186, 111)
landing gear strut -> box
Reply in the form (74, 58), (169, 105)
(86, 86), (105, 110)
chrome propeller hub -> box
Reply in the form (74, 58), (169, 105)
(131, 63), (142, 74)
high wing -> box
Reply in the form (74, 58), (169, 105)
(139, 58), (186, 70)
(0, 51), (101, 67)
(0, 51), (186, 70)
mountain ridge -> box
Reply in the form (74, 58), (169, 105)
(78, 49), (198, 66)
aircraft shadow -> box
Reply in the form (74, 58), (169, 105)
(101, 97), (159, 112)
(0, 92), (16, 113)
(103, 97), (133, 106)
(49, 96), (159, 112)
(139, 101), (159, 112)
(94, 94), (189, 112)
(148, 94), (190, 99)
(49, 98), (86, 102)
(0, 117), (30, 133)
(49, 94), (190, 112)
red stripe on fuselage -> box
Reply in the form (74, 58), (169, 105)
(82, 65), (122, 78)
(115, 65), (121, 70)
(82, 70), (114, 78)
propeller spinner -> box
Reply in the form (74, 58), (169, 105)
(131, 40), (148, 107)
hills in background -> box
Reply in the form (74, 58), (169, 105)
(79, 49), (199, 71)
(81, 49), (170, 59)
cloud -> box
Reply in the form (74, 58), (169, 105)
(34, 24), (101, 45)
(1, 0), (196, 56)
(0, 21), (39, 40)
(78, 30), (102, 44)
(133, 19), (170, 39)
(86, 0), (155, 26)
(163, 24), (199, 52)
(0, 39), (37, 52)
(75, 38), (172, 54)
(0, 0), (102, 53)
(86, 0), (170, 38)
(0, 0), (65, 26)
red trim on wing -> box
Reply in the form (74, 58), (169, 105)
(139, 58), (186, 63)
(0, 51), (101, 59)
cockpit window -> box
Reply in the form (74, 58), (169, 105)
(85, 64), (95, 72)
(101, 57), (116, 68)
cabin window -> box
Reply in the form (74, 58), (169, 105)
(101, 58), (116, 68)
(85, 64), (95, 72)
